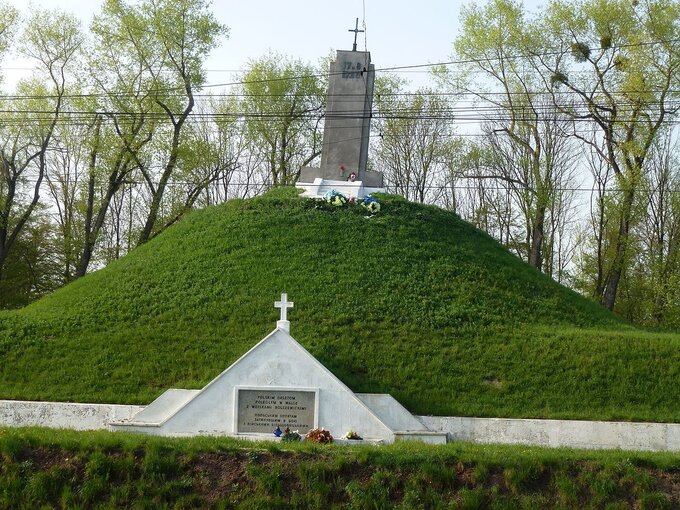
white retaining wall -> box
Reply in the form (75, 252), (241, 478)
(2, 399), (679, 452)
(0, 400), (144, 431)
(418, 416), (680, 452)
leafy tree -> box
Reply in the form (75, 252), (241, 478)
(92, 0), (226, 246)
(180, 96), (253, 208)
(613, 132), (680, 326)
(0, 3), (17, 85)
(535, 0), (680, 309)
(150, 97), (247, 232)
(0, 9), (82, 283)
(0, 206), (61, 308)
(447, 0), (578, 271)
(45, 117), (90, 281)
(238, 53), (325, 186)
(448, 0), (680, 311)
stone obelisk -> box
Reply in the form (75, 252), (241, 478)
(297, 19), (383, 198)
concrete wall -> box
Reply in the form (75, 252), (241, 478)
(419, 416), (680, 452)
(2, 399), (679, 452)
(0, 400), (144, 431)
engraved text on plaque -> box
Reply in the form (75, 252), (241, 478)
(237, 389), (316, 433)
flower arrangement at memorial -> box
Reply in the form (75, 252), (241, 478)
(311, 191), (381, 215)
(304, 427), (334, 444)
(281, 427), (302, 442)
(324, 190), (348, 207)
(343, 430), (363, 440)
(361, 196), (380, 214)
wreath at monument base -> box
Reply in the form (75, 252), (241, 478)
(315, 191), (381, 215)
(324, 190), (348, 207)
(281, 427), (302, 442)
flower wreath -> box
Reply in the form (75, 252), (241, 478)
(319, 191), (381, 214)
(361, 196), (381, 214)
(324, 190), (348, 207)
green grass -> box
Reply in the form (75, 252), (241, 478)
(0, 188), (679, 422)
(0, 428), (679, 509)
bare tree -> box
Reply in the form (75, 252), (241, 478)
(375, 89), (454, 204)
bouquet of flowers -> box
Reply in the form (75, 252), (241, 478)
(281, 427), (302, 442)
(343, 430), (363, 440)
(304, 427), (334, 444)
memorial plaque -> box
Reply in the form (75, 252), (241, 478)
(237, 389), (316, 433)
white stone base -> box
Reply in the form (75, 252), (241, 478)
(296, 178), (384, 199)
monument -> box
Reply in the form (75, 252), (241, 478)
(297, 19), (384, 199)
(109, 294), (446, 444)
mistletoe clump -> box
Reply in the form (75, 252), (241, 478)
(570, 41), (591, 62)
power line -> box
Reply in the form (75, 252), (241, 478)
(2, 36), (679, 100)
(0, 104), (678, 126)
(2, 85), (680, 101)
(17, 175), (680, 195)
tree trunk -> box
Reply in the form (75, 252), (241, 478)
(528, 202), (546, 270)
(76, 168), (97, 278)
(0, 238), (6, 283)
(76, 183), (119, 277)
(528, 221), (544, 269)
(138, 128), (182, 245)
(138, 85), (194, 244)
(602, 186), (635, 310)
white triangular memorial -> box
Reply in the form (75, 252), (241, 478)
(110, 294), (445, 443)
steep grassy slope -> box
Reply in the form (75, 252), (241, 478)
(0, 188), (678, 421)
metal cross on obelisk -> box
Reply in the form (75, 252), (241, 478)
(348, 17), (364, 52)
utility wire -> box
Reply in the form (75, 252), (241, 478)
(2, 36), (679, 99)
(1, 85), (679, 100)
(18, 175), (680, 195)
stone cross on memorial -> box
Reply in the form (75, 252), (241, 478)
(275, 293), (294, 332)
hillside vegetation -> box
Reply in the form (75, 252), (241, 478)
(1, 428), (679, 509)
(0, 188), (678, 421)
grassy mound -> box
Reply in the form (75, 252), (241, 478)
(1, 188), (679, 421)
(1, 428), (679, 509)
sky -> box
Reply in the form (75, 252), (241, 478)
(6, 0), (469, 91)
